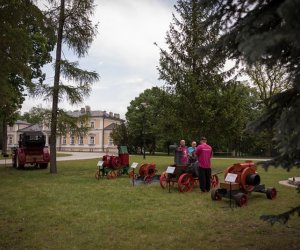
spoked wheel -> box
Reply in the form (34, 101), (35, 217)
(178, 173), (194, 192)
(160, 172), (168, 189)
(95, 170), (101, 180)
(266, 187), (277, 200)
(210, 174), (219, 188)
(107, 171), (117, 179)
(144, 175), (152, 184)
(116, 170), (123, 176)
(211, 189), (222, 201)
(234, 193), (248, 207)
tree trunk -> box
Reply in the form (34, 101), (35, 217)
(1, 116), (7, 155)
(50, 0), (65, 174)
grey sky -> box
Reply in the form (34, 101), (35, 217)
(21, 0), (177, 119)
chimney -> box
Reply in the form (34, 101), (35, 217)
(80, 107), (85, 113)
(85, 105), (91, 112)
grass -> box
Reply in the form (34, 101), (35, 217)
(0, 155), (299, 250)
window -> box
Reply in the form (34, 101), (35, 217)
(89, 136), (95, 145)
(79, 136), (83, 145)
(90, 121), (95, 128)
(8, 136), (13, 145)
(62, 136), (66, 145)
(108, 136), (113, 146)
(70, 136), (75, 145)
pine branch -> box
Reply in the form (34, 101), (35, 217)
(60, 60), (99, 84)
(260, 205), (300, 225)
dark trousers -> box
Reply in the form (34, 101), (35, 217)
(198, 167), (211, 192)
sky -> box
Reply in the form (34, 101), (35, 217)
(21, 0), (177, 119)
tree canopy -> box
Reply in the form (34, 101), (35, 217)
(0, 0), (55, 153)
(200, 0), (300, 168)
(155, 0), (260, 153)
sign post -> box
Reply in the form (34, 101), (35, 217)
(96, 160), (104, 179)
(130, 162), (138, 186)
(225, 173), (238, 208)
(166, 166), (175, 193)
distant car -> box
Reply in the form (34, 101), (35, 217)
(12, 131), (50, 169)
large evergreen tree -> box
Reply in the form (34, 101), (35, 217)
(156, 0), (258, 152)
(156, 0), (224, 140)
(35, 0), (99, 173)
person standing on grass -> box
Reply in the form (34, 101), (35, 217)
(177, 139), (188, 165)
(188, 141), (197, 164)
(195, 137), (213, 192)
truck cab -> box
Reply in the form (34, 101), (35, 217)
(12, 131), (50, 169)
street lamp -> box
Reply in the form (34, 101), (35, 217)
(140, 102), (148, 159)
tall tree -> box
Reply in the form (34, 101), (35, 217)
(245, 63), (292, 109)
(156, 0), (225, 140)
(245, 63), (293, 156)
(202, 0), (300, 169)
(36, 0), (99, 173)
(156, 0), (258, 153)
(110, 123), (129, 150)
(125, 87), (167, 155)
(0, 0), (55, 153)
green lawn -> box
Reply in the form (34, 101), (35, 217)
(0, 155), (299, 249)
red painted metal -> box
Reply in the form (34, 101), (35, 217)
(178, 173), (194, 192)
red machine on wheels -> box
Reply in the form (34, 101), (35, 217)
(95, 146), (130, 179)
(211, 161), (277, 207)
(129, 163), (158, 184)
(159, 164), (219, 192)
(12, 131), (50, 169)
(159, 147), (219, 192)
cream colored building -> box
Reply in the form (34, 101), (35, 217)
(7, 107), (123, 153)
(7, 120), (32, 148)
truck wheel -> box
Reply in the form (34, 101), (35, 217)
(39, 163), (48, 169)
(12, 158), (16, 168)
(16, 157), (24, 169)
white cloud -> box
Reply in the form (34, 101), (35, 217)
(21, 0), (176, 119)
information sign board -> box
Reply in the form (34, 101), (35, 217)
(97, 161), (104, 169)
(131, 162), (138, 169)
(225, 173), (238, 183)
(166, 166), (175, 174)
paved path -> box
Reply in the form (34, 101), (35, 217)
(0, 151), (105, 165)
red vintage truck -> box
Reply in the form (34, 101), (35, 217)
(12, 131), (50, 169)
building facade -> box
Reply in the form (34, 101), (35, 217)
(7, 120), (31, 149)
(7, 107), (123, 153)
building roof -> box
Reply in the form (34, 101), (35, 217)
(15, 120), (31, 125)
(18, 124), (42, 132)
(67, 108), (124, 121)
(104, 123), (117, 130)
